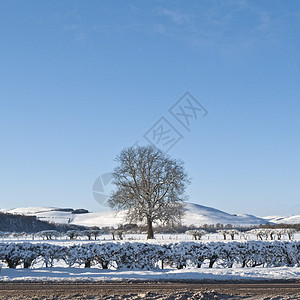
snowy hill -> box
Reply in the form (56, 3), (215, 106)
(0, 203), (275, 228)
(181, 203), (268, 227)
(263, 215), (300, 225)
(0, 206), (125, 228)
(0, 207), (77, 225)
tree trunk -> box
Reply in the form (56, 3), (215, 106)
(147, 217), (154, 239)
(102, 262), (108, 269)
(209, 258), (216, 268)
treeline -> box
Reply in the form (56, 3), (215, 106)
(0, 228), (124, 241)
(0, 241), (300, 269)
(128, 223), (258, 234)
(0, 212), (87, 233)
(154, 223), (300, 234)
(260, 223), (300, 231)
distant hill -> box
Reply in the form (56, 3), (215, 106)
(262, 215), (300, 225)
(181, 203), (269, 227)
(0, 203), (278, 228)
(0, 206), (124, 228)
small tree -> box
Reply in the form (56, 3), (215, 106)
(217, 230), (227, 240)
(39, 230), (60, 240)
(109, 145), (190, 239)
(66, 230), (77, 240)
(285, 228), (296, 240)
(186, 229), (207, 240)
(91, 229), (101, 241)
(228, 229), (240, 240)
(81, 230), (93, 240)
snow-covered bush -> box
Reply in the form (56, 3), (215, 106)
(0, 243), (40, 268)
(0, 243), (24, 268)
(94, 243), (116, 269)
(38, 243), (63, 267)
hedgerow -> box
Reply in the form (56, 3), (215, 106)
(0, 241), (299, 269)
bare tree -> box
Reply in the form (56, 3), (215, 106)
(109, 145), (190, 239)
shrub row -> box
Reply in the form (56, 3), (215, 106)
(0, 241), (299, 269)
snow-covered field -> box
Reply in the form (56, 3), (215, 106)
(1, 266), (300, 282)
(1, 203), (300, 282)
(1, 237), (300, 282)
(2, 232), (300, 244)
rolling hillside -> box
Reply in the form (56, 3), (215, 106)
(0, 203), (279, 228)
(181, 203), (268, 227)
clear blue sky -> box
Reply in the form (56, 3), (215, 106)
(0, 0), (299, 216)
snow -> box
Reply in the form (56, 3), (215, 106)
(1, 266), (300, 282)
(1, 203), (274, 228)
(264, 215), (300, 225)
(72, 211), (125, 228)
(0, 207), (73, 224)
(0, 206), (57, 216)
(0, 206), (125, 227)
(0, 206), (57, 215)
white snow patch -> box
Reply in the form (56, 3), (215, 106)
(1, 266), (299, 282)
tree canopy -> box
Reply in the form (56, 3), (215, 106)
(109, 145), (190, 239)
